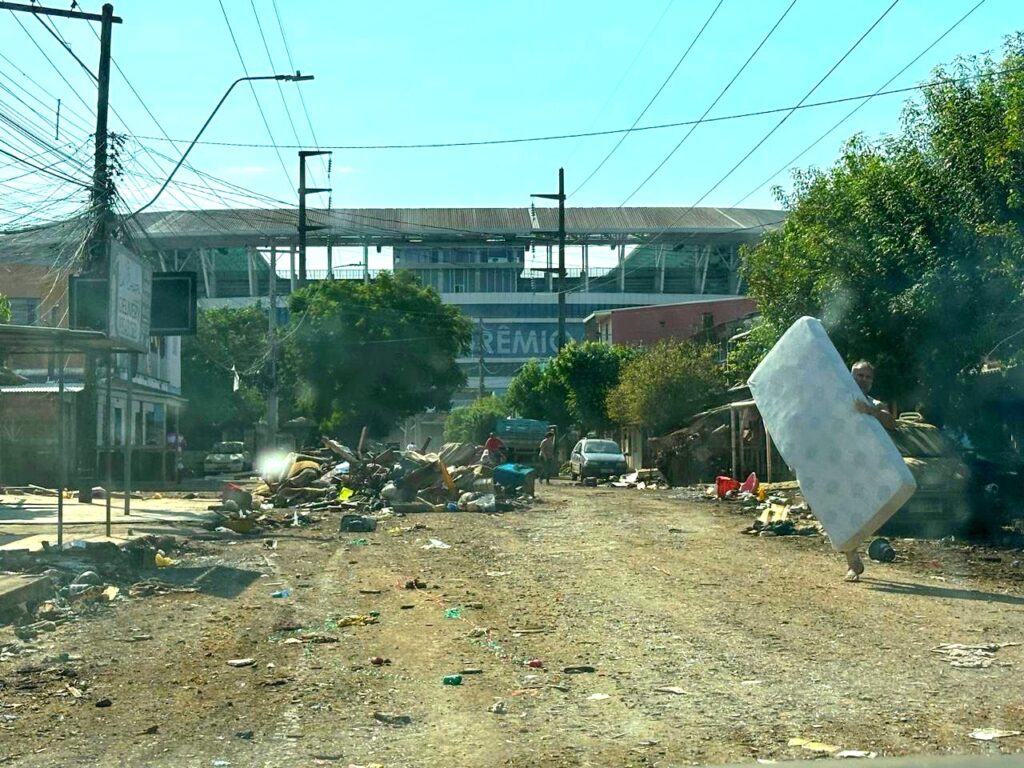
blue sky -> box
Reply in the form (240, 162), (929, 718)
(1, 0), (1022, 268)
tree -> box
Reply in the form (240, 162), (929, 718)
(287, 271), (472, 440)
(548, 341), (638, 433)
(0, 295), (9, 324)
(735, 36), (1024, 433)
(505, 359), (571, 427)
(180, 306), (273, 447)
(444, 395), (508, 444)
(607, 340), (727, 434)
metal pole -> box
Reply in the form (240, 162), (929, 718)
(267, 247), (279, 447)
(56, 344), (64, 549)
(478, 317), (485, 398)
(363, 244), (369, 285)
(124, 354), (134, 516)
(298, 156), (307, 285)
(557, 167), (566, 350)
(105, 352), (113, 536)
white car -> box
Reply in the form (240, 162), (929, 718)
(569, 438), (628, 480)
(204, 441), (251, 475)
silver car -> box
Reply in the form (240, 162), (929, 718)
(203, 441), (252, 475)
(569, 438), (628, 480)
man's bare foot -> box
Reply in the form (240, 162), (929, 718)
(844, 551), (864, 582)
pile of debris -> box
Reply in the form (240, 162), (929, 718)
(701, 475), (825, 538)
(610, 468), (671, 490)
(202, 438), (538, 534)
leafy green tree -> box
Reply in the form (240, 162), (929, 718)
(735, 37), (1024, 431)
(548, 341), (639, 433)
(180, 306), (273, 447)
(505, 359), (571, 427)
(444, 395), (508, 444)
(287, 272), (472, 440)
(608, 340), (727, 434)
(0, 294), (10, 324)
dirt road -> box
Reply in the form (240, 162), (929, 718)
(3, 484), (1024, 767)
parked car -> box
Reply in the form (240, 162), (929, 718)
(203, 441), (252, 475)
(881, 413), (972, 537)
(569, 438), (628, 480)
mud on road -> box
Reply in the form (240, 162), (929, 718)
(3, 484), (1024, 767)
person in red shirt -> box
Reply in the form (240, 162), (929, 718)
(483, 432), (505, 465)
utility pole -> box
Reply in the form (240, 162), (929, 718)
(1, 2), (123, 501)
(478, 318), (486, 398)
(531, 168), (567, 350)
(267, 246), (279, 447)
(297, 150), (331, 286)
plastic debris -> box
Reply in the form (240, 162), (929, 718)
(442, 674), (463, 686)
(373, 711), (412, 726)
(587, 693), (610, 701)
(788, 738), (840, 753)
(970, 729), (1022, 741)
(421, 538), (451, 550)
(271, 590), (291, 598)
(444, 607), (463, 619)
(154, 551), (175, 568)
(226, 658), (256, 667)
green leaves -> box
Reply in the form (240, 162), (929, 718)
(444, 395), (509, 444)
(286, 271), (472, 440)
(0, 294), (9, 324)
(607, 340), (727, 434)
(736, 37), (1024, 431)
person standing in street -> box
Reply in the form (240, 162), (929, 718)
(538, 430), (556, 484)
(845, 360), (896, 582)
(483, 432), (505, 465)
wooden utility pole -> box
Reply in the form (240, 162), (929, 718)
(297, 150), (331, 286)
(531, 169), (567, 350)
(0, 2), (123, 501)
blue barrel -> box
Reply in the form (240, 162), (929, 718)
(493, 463), (537, 491)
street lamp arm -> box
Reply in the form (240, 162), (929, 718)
(124, 73), (313, 226)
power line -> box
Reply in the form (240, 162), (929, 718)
(270, 0), (325, 177)
(7, 9), (95, 116)
(124, 66), (1020, 153)
(570, 0), (726, 198)
(217, 0), (295, 190)
(620, 0), (799, 205)
(564, 0), (676, 165)
(730, 0), (987, 207)
(643, 0), (901, 222)
(33, 12), (97, 81)
(0, 145), (92, 188)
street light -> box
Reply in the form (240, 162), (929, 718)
(125, 72), (314, 222)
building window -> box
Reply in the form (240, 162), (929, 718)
(9, 298), (39, 325)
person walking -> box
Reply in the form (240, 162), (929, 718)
(538, 430), (556, 484)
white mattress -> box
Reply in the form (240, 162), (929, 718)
(747, 317), (916, 552)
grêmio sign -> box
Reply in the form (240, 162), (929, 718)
(475, 323), (584, 358)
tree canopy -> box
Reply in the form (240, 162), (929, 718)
(180, 305), (273, 448)
(736, 36), (1024, 431)
(607, 340), (727, 434)
(287, 271), (472, 440)
(506, 341), (636, 433)
(444, 395), (509, 444)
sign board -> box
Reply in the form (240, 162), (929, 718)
(70, 272), (197, 336)
(473, 322), (584, 358)
(108, 242), (152, 351)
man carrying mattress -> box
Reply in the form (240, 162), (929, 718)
(846, 360), (896, 581)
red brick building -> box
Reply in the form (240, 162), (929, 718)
(584, 297), (757, 346)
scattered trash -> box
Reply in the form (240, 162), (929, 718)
(969, 729), (1022, 741)
(422, 538), (451, 550)
(72, 570), (101, 587)
(340, 514), (377, 533)
(488, 700), (507, 715)
(461, 667), (483, 675)
(868, 537), (896, 563)
(373, 712), (412, 726)
(563, 666), (595, 674)
(788, 738), (840, 753)
(271, 590), (291, 599)
(95, 698), (112, 708)
(442, 674), (463, 686)
(154, 551), (175, 568)
(526, 659), (544, 668)
(653, 686), (687, 695)
(404, 578), (427, 590)
(337, 614), (379, 627)
(931, 642), (1018, 669)
(235, 730), (254, 741)
(444, 608), (463, 619)
(226, 658), (256, 667)
(211, 760), (231, 767)
(586, 693), (610, 701)
(836, 750), (878, 759)
(369, 656), (391, 666)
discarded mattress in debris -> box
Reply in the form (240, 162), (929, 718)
(747, 316), (916, 552)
